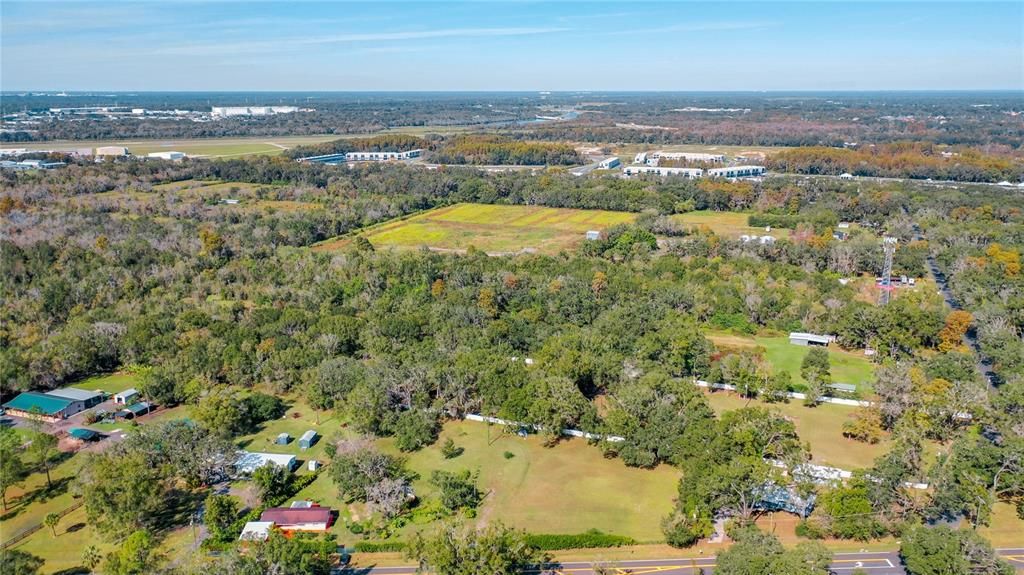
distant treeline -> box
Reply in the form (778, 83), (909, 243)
(430, 134), (581, 166)
(768, 143), (1024, 183)
(286, 134), (582, 166)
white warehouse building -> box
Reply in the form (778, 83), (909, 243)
(147, 151), (186, 161)
(598, 157), (620, 169)
(707, 165), (766, 178)
(345, 149), (423, 162)
(623, 166), (703, 179)
(650, 151), (725, 164)
(211, 106), (299, 118)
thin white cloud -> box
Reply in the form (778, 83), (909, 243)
(609, 21), (780, 36)
(149, 26), (571, 56)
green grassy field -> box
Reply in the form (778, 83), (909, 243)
(71, 372), (139, 395)
(670, 211), (791, 239)
(232, 399), (341, 467)
(703, 391), (946, 471)
(378, 420), (680, 541)
(322, 203), (637, 255)
(707, 333), (875, 392)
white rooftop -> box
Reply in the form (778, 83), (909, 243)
(235, 451), (296, 474)
(46, 387), (103, 401)
(239, 521), (274, 541)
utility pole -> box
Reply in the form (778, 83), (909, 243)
(880, 237), (897, 306)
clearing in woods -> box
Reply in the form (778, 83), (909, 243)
(378, 420), (680, 541)
(670, 210), (791, 239)
(317, 203), (637, 255)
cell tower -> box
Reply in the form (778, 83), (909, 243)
(879, 237), (898, 305)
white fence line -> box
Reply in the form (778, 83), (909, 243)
(464, 381), (934, 490)
(464, 413), (624, 442)
(693, 380), (871, 407)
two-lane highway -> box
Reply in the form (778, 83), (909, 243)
(343, 548), (1024, 574)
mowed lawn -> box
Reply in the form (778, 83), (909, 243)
(71, 372), (139, 395)
(670, 211), (791, 239)
(707, 333), (875, 393)
(379, 421), (679, 542)
(351, 203), (637, 255)
(703, 392), (946, 472)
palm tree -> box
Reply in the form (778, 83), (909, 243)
(44, 512), (60, 536)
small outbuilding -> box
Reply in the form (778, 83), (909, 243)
(113, 388), (139, 405)
(118, 401), (151, 419)
(308, 459), (321, 471)
(275, 433), (291, 445)
(298, 430), (318, 450)
(788, 332), (834, 347)
(585, 230), (601, 241)
(828, 383), (858, 396)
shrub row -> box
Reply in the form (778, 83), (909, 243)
(523, 530), (636, 551)
(353, 541), (407, 553)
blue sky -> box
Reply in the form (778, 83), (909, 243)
(2, 1), (1021, 91)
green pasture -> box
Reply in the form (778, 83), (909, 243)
(670, 210), (791, 239)
(351, 203), (637, 255)
(378, 420), (679, 541)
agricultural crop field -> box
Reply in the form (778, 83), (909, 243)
(320, 203), (637, 255)
(671, 210), (791, 239)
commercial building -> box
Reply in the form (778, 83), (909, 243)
(0, 159), (65, 170)
(210, 106), (299, 118)
(147, 151), (186, 161)
(649, 151), (725, 164)
(344, 149), (422, 162)
(623, 166), (703, 179)
(95, 146), (129, 157)
(597, 157), (620, 169)
(707, 165), (766, 178)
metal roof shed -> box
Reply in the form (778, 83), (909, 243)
(275, 433), (290, 445)
(299, 430), (318, 450)
(68, 428), (100, 441)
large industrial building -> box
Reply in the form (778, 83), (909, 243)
(211, 106), (299, 118)
(707, 165), (767, 178)
(623, 166), (703, 179)
(647, 151), (725, 165)
(297, 149), (423, 164)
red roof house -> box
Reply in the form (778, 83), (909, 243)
(259, 506), (333, 532)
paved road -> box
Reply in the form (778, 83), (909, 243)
(344, 548), (1024, 574)
(908, 218), (998, 386)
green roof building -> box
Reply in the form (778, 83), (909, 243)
(2, 392), (81, 420)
